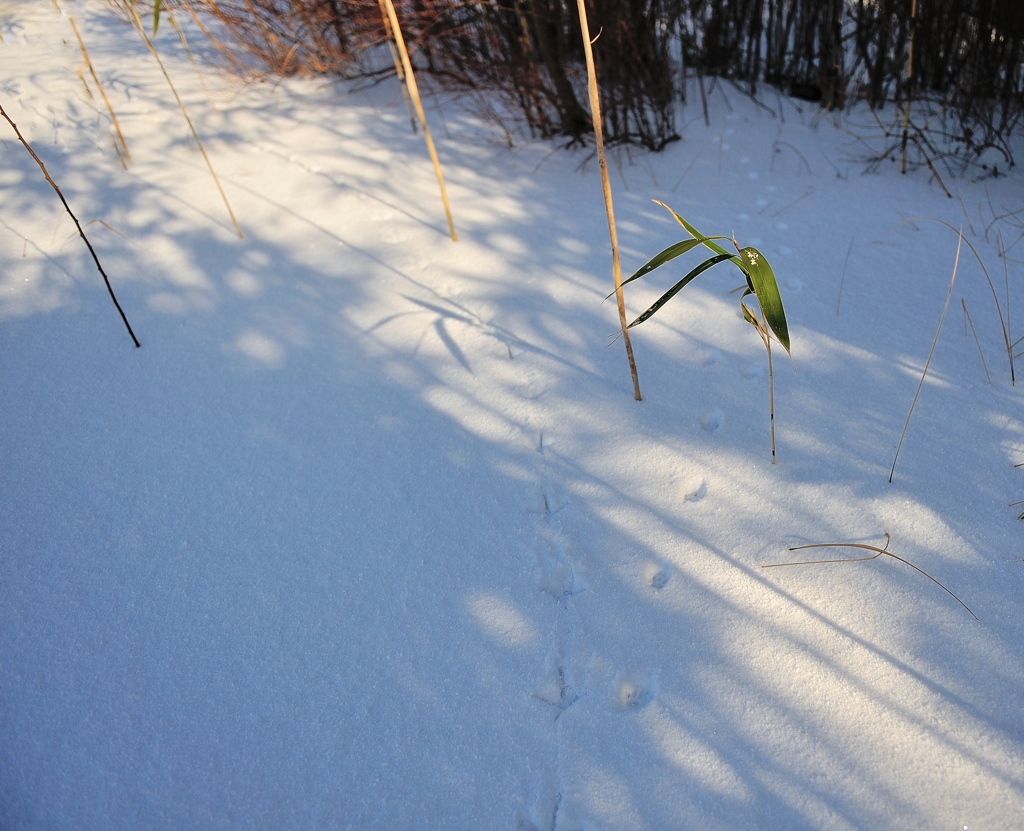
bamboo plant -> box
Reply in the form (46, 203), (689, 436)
(623, 201), (791, 461)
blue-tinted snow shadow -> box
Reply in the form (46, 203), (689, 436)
(2, 62), (1024, 831)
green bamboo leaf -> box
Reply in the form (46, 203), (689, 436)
(740, 292), (760, 329)
(153, 0), (162, 35)
(653, 200), (732, 258)
(621, 237), (719, 290)
(628, 254), (734, 328)
(736, 247), (790, 352)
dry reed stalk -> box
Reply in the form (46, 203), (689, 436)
(575, 0), (641, 401)
(168, 12), (218, 112)
(836, 234), (854, 315)
(961, 298), (991, 384)
(890, 231), (962, 482)
(1, 103), (140, 347)
(179, 0), (250, 75)
(378, 0), (457, 242)
(376, 0), (416, 133)
(70, 17), (131, 169)
(896, 217), (1014, 384)
(122, 2), (243, 238)
(763, 533), (977, 620)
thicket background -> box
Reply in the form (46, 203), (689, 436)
(187, 1), (1023, 163)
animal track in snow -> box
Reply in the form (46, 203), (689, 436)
(700, 409), (724, 433)
(699, 348), (720, 367)
(538, 559), (586, 604)
(677, 474), (707, 502)
(534, 488), (568, 517)
(740, 364), (763, 379)
(535, 662), (580, 716)
(515, 380), (545, 401)
(645, 560), (673, 590)
(615, 670), (658, 711)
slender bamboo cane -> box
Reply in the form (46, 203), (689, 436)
(376, 0), (417, 134)
(575, 0), (641, 400)
(379, 0), (457, 241)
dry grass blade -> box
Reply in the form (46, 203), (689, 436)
(998, 229), (1013, 379)
(122, 3), (243, 238)
(890, 232), (962, 482)
(575, 0), (640, 401)
(85, 219), (148, 253)
(836, 234), (854, 315)
(168, 12), (218, 112)
(70, 17), (130, 169)
(762, 533), (978, 619)
(771, 188), (812, 218)
(961, 298), (991, 384)
(1, 103), (140, 347)
(895, 216), (1013, 384)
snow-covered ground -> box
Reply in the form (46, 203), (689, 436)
(2, 3), (1023, 828)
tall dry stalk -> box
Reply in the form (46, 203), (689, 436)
(379, 0), (457, 242)
(70, 18), (131, 169)
(575, 0), (641, 401)
(375, 0), (416, 133)
(121, 2), (243, 238)
(889, 230), (962, 482)
(168, 12), (219, 112)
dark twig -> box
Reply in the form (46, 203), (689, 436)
(1, 103), (140, 347)
(762, 533), (978, 619)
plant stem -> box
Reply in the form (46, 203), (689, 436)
(766, 335), (776, 463)
(576, 1), (640, 399)
(836, 234), (854, 315)
(379, 0), (457, 242)
(70, 18), (131, 169)
(124, 3), (243, 238)
(890, 230), (962, 482)
(1, 103), (140, 347)
(376, 0), (417, 133)
(763, 534), (978, 620)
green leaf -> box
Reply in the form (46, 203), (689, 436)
(153, 0), (162, 35)
(736, 247), (790, 352)
(653, 200), (732, 258)
(621, 237), (715, 290)
(739, 294), (766, 337)
(628, 254), (734, 328)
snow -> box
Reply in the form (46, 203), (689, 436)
(2, 2), (1024, 829)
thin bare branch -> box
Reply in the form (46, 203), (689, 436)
(1, 103), (140, 347)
